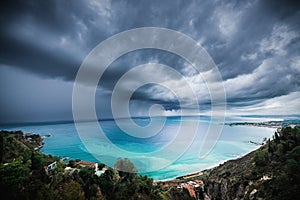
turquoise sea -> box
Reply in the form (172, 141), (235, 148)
(1, 116), (276, 180)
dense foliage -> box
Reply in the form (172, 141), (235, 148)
(0, 130), (190, 200)
(254, 126), (300, 199)
(203, 126), (300, 200)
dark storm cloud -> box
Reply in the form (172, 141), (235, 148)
(184, 0), (300, 107)
(0, 0), (300, 122)
(0, 0), (115, 80)
(187, 0), (300, 76)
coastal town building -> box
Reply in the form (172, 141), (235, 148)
(46, 161), (57, 171)
(77, 161), (98, 170)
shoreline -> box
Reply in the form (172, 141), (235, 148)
(154, 124), (277, 182)
(5, 123), (275, 182)
(153, 146), (261, 182)
(2, 121), (290, 182)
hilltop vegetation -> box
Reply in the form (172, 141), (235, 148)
(0, 130), (191, 200)
(202, 126), (300, 200)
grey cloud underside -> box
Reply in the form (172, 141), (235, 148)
(1, 0), (300, 120)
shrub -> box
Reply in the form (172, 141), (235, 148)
(254, 151), (268, 167)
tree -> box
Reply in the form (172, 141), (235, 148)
(0, 134), (3, 163)
(254, 151), (268, 167)
(268, 139), (273, 155)
(0, 161), (30, 199)
(62, 181), (85, 200)
(99, 169), (116, 199)
(114, 158), (138, 181)
(67, 159), (76, 168)
(31, 152), (44, 171)
(78, 166), (100, 199)
(275, 131), (280, 143)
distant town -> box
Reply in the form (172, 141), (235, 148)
(226, 119), (300, 129)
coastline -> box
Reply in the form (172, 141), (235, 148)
(154, 142), (265, 182)
(2, 126), (298, 199)
(155, 122), (298, 185)
(154, 123), (278, 182)
(1, 121), (278, 181)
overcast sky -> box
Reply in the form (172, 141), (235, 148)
(0, 0), (299, 124)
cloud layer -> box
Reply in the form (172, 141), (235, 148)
(0, 0), (299, 123)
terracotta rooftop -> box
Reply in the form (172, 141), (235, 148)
(78, 161), (96, 166)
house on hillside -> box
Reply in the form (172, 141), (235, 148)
(77, 161), (98, 171)
(45, 161), (57, 172)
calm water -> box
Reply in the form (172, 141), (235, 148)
(1, 117), (275, 180)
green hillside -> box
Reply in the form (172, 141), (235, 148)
(0, 130), (191, 200)
(202, 126), (300, 200)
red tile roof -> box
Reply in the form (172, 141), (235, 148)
(78, 161), (96, 166)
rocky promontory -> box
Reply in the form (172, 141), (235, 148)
(202, 126), (300, 200)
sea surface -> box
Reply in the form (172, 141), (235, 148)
(1, 116), (277, 180)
